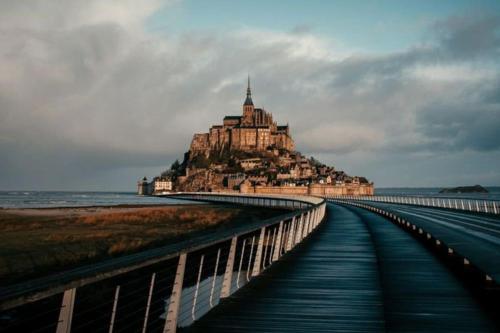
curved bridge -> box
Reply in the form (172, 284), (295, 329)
(188, 197), (500, 332)
(1, 193), (499, 332)
(0, 193), (325, 333)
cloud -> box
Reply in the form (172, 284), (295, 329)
(296, 123), (384, 154)
(416, 102), (500, 152)
(432, 14), (500, 61)
(0, 3), (499, 189)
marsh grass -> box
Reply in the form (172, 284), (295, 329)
(0, 204), (284, 285)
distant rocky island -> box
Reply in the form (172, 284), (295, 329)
(138, 78), (374, 196)
(439, 185), (488, 194)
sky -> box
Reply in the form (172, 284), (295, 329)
(0, 0), (500, 191)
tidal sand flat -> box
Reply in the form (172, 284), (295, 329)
(0, 204), (284, 285)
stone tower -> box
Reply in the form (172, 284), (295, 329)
(242, 76), (254, 126)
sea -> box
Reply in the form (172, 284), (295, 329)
(0, 187), (499, 209)
(0, 191), (193, 209)
(375, 187), (500, 201)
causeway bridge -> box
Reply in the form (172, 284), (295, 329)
(0, 193), (499, 332)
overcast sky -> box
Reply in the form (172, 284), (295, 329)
(1, 0), (499, 191)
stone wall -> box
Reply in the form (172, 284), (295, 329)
(272, 132), (295, 152)
(209, 127), (229, 150)
(230, 127), (271, 151)
(241, 183), (374, 196)
(189, 133), (209, 152)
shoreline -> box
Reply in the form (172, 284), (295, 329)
(0, 203), (286, 285)
(0, 202), (205, 215)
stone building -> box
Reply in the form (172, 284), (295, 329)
(226, 173), (246, 190)
(189, 78), (295, 155)
(137, 77), (374, 196)
(137, 177), (153, 195)
(153, 177), (173, 193)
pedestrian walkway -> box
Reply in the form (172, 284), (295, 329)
(187, 203), (385, 332)
(349, 205), (497, 332)
(187, 203), (498, 332)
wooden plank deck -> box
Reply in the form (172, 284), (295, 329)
(366, 202), (500, 282)
(349, 204), (497, 332)
(186, 203), (498, 332)
(187, 203), (385, 332)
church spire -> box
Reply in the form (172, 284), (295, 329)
(244, 75), (254, 106)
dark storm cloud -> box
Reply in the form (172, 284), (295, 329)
(433, 14), (500, 60)
(0, 2), (499, 189)
(416, 100), (500, 152)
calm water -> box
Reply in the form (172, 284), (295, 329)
(1, 188), (499, 208)
(0, 191), (193, 208)
(376, 187), (500, 201)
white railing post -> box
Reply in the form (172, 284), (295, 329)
(268, 228), (277, 266)
(142, 273), (156, 333)
(295, 214), (304, 244)
(221, 237), (237, 298)
(309, 210), (315, 230)
(313, 206), (320, 229)
(272, 221), (284, 262)
(309, 209), (315, 233)
(315, 207), (321, 227)
(191, 255), (204, 321)
(302, 212), (310, 238)
(56, 288), (77, 333)
(285, 217), (296, 252)
(236, 239), (246, 289)
(246, 236), (256, 282)
(209, 249), (221, 308)
(296, 213), (303, 241)
(280, 223), (289, 255)
(108, 285), (120, 333)
(252, 227), (266, 277)
(164, 252), (187, 333)
(308, 210), (314, 234)
(262, 229), (270, 269)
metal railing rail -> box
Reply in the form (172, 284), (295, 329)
(325, 195), (500, 215)
(328, 198), (498, 287)
(0, 193), (326, 333)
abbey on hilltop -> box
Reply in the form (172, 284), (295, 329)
(190, 77), (295, 154)
(138, 78), (374, 196)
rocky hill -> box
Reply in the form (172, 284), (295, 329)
(139, 79), (374, 196)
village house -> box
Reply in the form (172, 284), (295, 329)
(153, 177), (173, 193)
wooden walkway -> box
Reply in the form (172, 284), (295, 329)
(187, 203), (384, 332)
(350, 204), (496, 332)
(186, 203), (498, 332)
(367, 202), (500, 282)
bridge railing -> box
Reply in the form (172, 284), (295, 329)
(326, 195), (500, 215)
(0, 193), (326, 333)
